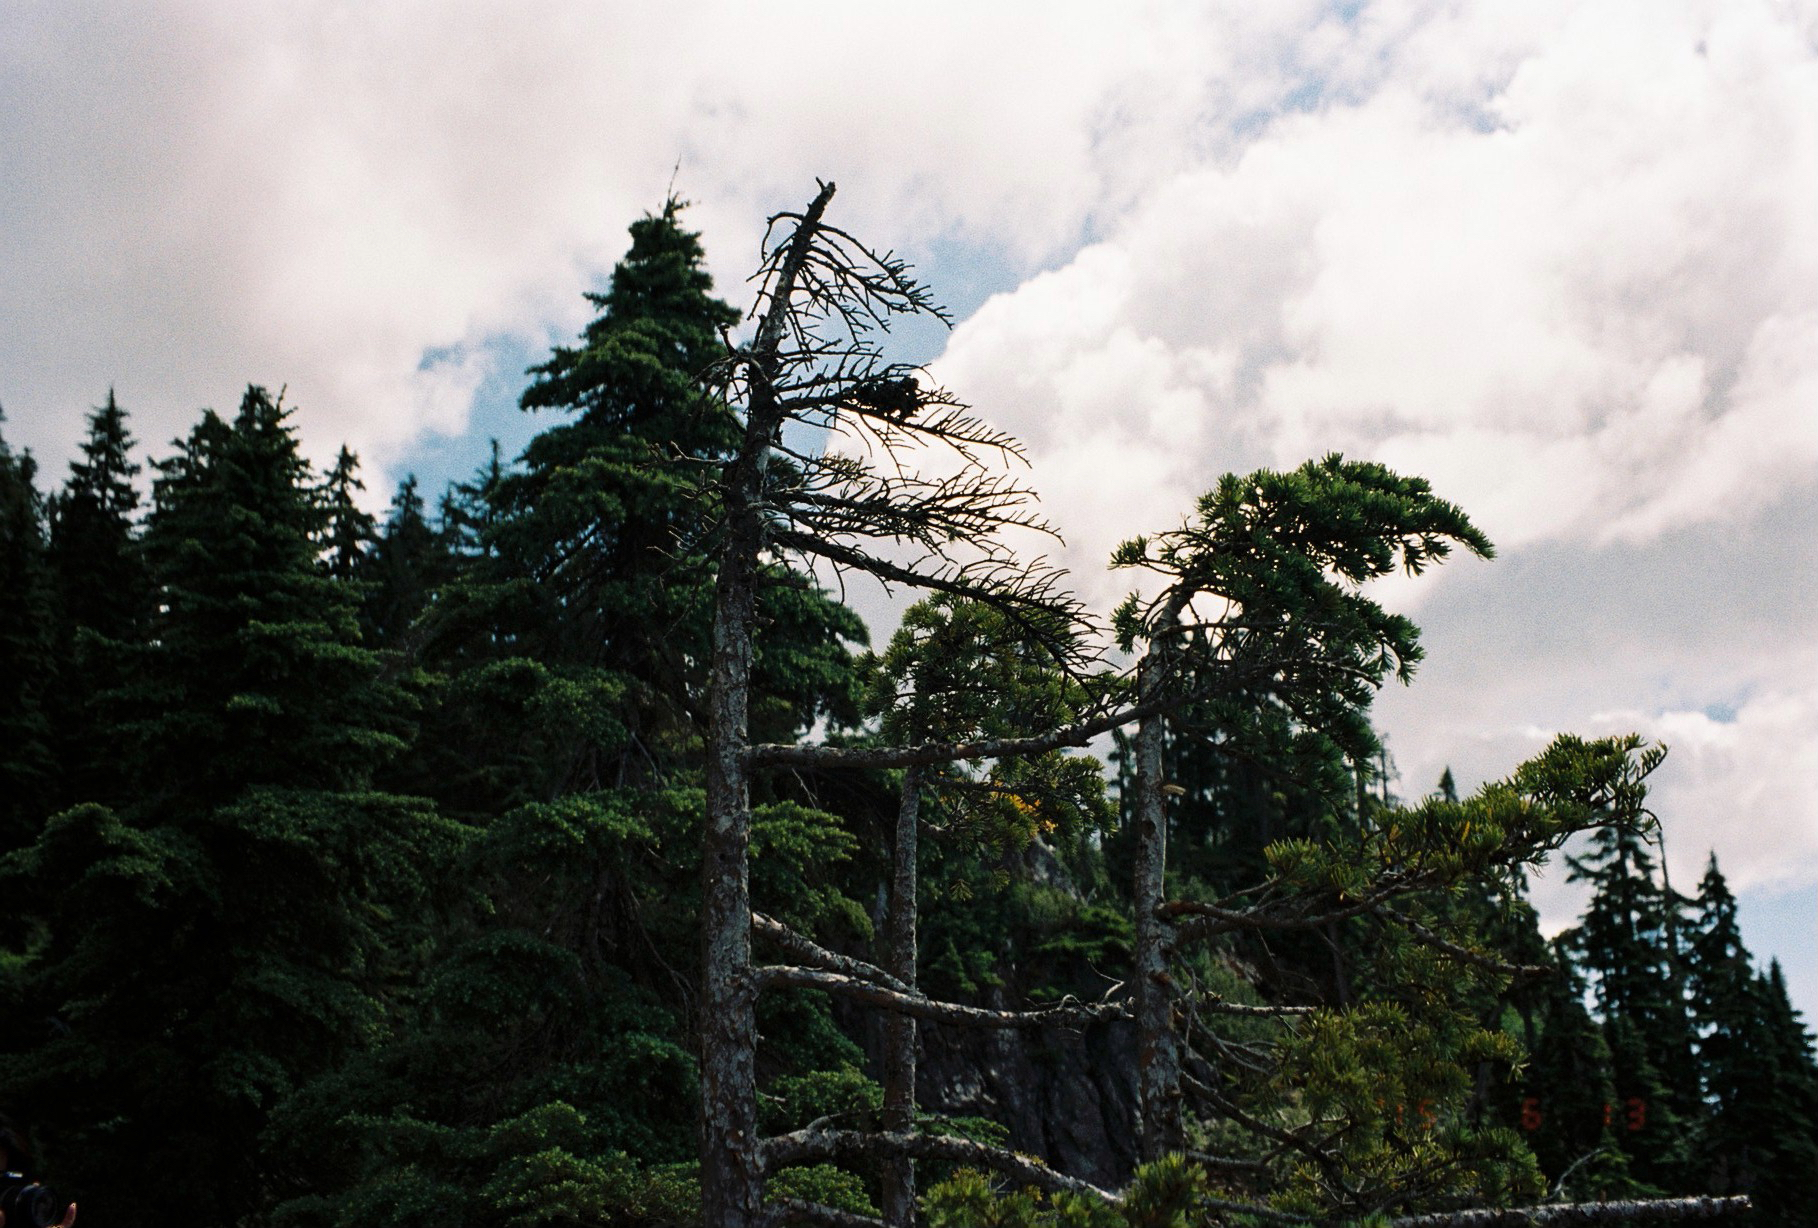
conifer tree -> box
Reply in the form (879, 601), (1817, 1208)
(361, 474), (449, 647)
(319, 444), (376, 581)
(1747, 961), (1818, 1224)
(1521, 945), (1628, 1199)
(47, 390), (148, 641)
(1688, 860), (1818, 1222)
(1564, 822), (1700, 1192)
(0, 412), (57, 853)
(43, 390), (153, 810)
(268, 201), (873, 1228)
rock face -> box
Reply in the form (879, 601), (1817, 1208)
(917, 1016), (1140, 1188)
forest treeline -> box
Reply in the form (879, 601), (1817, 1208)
(2, 188), (1814, 1228)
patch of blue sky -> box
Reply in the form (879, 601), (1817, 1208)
(390, 330), (551, 509)
(1736, 881), (1818, 1028)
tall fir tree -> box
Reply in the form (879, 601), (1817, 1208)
(1520, 943), (1629, 1198)
(46, 390), (148, 641)
(1747, 960), (1818, 1224)
(361, 474), (450, 648)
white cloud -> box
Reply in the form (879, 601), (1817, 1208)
(938, 0), (1816, 566)
(0, 1), (1333, 482)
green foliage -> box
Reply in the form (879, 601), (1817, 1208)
(923, 1168), (1123, 1228)
(2, 389), (458, 1226)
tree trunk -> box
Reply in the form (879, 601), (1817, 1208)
(700, 180), (836, 1228)
(881, 766), (922, 1226)
(1133, 650), (1182, 1160)
(702, 513), (760, 1228)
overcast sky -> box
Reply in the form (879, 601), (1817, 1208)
(4, 1), (1813, 1018)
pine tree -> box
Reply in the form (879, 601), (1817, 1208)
(1521, 944), (1628, 1198)
(270, 202), (872, 1228)
(361, 474), (448, 647)
(1687, 858), (1818, 1221)
(0, 388), (456, 1227)
(1748, 961), (1818, 1224)
(318, 444), (376, 581)
(0, 411), (58, 853)
(1563, 823), (1699, 1192)
(44, 390), (153, 810)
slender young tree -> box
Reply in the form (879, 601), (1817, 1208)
(858, 596), (1112, 1225)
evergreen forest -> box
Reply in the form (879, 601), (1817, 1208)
(2, 186), (1814, 1228)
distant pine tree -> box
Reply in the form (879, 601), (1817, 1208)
(361, 473), (450, 647)
(1749, 961), (1818, 1224)
(1522, 942), (1629, 1198)
(1686, 855), (1818, 1227)
(1564, 824), (1700, 1192)
(318, 444), (376, 581)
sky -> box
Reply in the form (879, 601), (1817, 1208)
(3, 1), (1814, 1019)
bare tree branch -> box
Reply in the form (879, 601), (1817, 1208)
(758, 965), (1130, 1029)
(751, 912), (911, 993)
(1182, 993), (1316, 1018)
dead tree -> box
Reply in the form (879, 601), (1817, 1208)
(700, 181), (1131, 1228)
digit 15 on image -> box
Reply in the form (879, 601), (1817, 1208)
(1519, 1096), (1647, 1132)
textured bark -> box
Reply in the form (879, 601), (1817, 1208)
(1386, 1195), (1751, 1226)
(1132, 601), (1187, 1162)
(881, 768), (921, 1227)
(701, 181), (836, 1228)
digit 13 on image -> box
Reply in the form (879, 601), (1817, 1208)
(1519, 1097), (1647, 1132)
